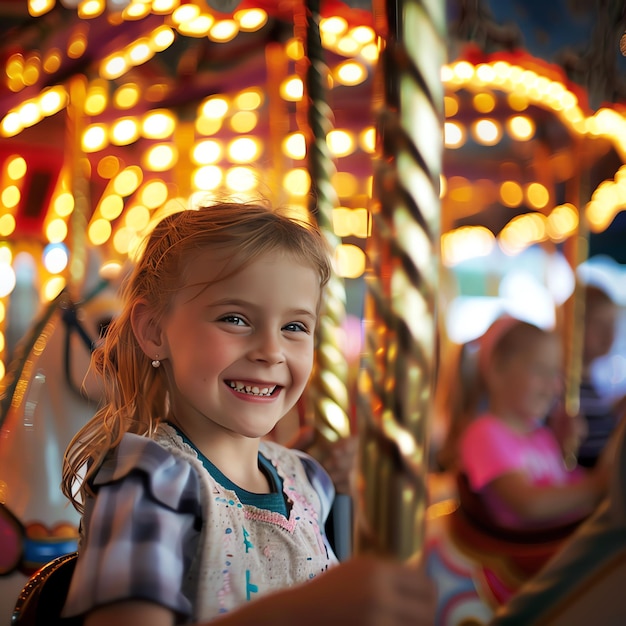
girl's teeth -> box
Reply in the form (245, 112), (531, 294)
(229, 381), (275, 396)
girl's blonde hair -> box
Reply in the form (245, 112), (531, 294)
(62, 201), (332, 512)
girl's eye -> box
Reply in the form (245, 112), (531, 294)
(220, 315), (247, 326)
(283, 322), (308, 333)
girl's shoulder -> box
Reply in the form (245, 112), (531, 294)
(92, 429), (201, 513)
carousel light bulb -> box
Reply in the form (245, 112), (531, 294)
(78, 0), (104, 18)
(128, 41), (153, 65)
(101, 55), (128, 80)
(123, 2), (150, 19)
(234, 9), (268, 32)
(99, 194), (124, 220)
(82, 124), (108, 152)
(19, 102), (40, 127)
(53, 192), (74, 217)
(472, 118), (501, 145)
(200, 97), (229, 119)
(88, 218), (112, 246)
(43, 243), (69, 274)
(230, 111), (257, 133)
(152, 0), (179, 14)
(143, 144), (178, 171)
(28, 0), (54, 17)
(142, 110), (176, 139)
(283, 169), (310, 196)
(327, 130), (354, 157)
(45, 218), (68, 244)
(172, 4), (200, 24)
(320, 16), (348, 36)
(0, 262), (16, 297)
(114, 83), (140, 109)
(1, 186), (20, 208)
(140, 180), (169, 208)
(225, 166), (257, 192)
(6, 156), (27, 180)
(43, 48), (62, 73)
(113, 166), (143, 196)
(234, 89), (263, 111)
(280, 77), (303, 102)
(444, 121), (465, 148)
(335, 60), (367, 86)
(151, 26), (175, 51)
(0, 214), (16, 237)
(507, 115), (535, 141)
(227, 137), (260, 163)
(359, 127), (376, 153)
(334, 244), (366, 279)
(177, 15), (214, 37)
(360, 43), (378, 63)
(125, 205), (150, 231)
(193, 165), (223, 190)
(192, 140), (222, 165)
(209, 20), (238, 43)
(282, 133), (306, 160)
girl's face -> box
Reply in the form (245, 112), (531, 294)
(491, 335), (562, 424)
(157, 248), (320, 441)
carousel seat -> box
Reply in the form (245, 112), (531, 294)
(452, 473), (579, 578)
(12, 551), (81, 626)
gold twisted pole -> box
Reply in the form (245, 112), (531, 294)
(356, 0), (446, 560)
(298, 0), (351, 444)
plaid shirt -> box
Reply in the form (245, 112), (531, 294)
(62, 428), (336, 623)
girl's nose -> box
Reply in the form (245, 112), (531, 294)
(248, 330), (285, 364)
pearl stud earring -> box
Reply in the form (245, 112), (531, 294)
(151, 355), (161, 368)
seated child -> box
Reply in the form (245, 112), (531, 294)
(459, 317), (608, 533)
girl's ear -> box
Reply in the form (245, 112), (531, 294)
(130, 299), (166, 359)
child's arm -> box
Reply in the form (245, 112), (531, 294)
(486, 467), (608, 525)
(84, 556), (436, 626)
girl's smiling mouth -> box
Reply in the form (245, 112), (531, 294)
(227, 380), (279, 397)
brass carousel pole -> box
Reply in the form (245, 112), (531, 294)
(356, 0), (446, 559)
(298, 0), (352, 444)
(297, 0), (353, 559)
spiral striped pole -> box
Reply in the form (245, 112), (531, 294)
(299, 0), (352, 445)
(356, 0), (446, 560)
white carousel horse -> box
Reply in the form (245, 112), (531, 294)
(0, 280), (121, 624)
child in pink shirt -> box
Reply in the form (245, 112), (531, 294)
(460, 317), (608, 532)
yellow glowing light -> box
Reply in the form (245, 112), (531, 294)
(332, 208), (370, 238)
(0, 214), (16, 237)
(1, 186), (20, 209)
(227, 137), (260, 163)
(142, 110), (176, 139)
(280, 77), (303, 102)
(547, 203), (578, 241)
(332, 171), (358, 198)
(335, 60), (367, 86)
(19, 102), (40, 127)
(177, 15), (214, 37)
(525, 182), (549, 209)
(334, 244), (366, 279)
(88, 219), (112, 246)
(123, 1), (150, 19)
(225, 166), (258, 192)
(140, 180), (169, 208)
(283, 133), (306, 160)
(53, 192), (74, 217)
(441, 226), (495, 266)
(28, 0), (54, 17)
(193, 165), (223, 190)
(42, 276), (66, 302)
(201, 97), (229, 119)
(46, 218), (68, 243)
(97, 155), (120, 179)
(320, 16), (348, 36)
(82, 124), (108, 152)
(128, 41), (153, 65)
(151, 26), (175, 51)
(78, 0), (104, 18)
(125, 205), (150, 231)
(360, 42), (378, 63)
(6, 156), (27, 180)
(67, 30), (88, 59)
(152, 0), (179, 14)
(85, 84), (108, 116)
(192, 140), (222, 165)
(444, 95), (458, 117)
(444, 121), (465, 148)
(111, 118), (140, 145)
(230, 111), (257, 133)
(42, 48), (62, 73)
(359, 127), (376, 153)
(114, 83), (140, 109)
(507, 115), (535, 141)
(210, 20), (238, 42)
(235, 89), (263, 111)
(500, 180), (523, 207)
(196, 116), (222, 135)
(473, 92), (495, 113)
(283, 169), (311, 196)
(350, 25), (375, 44)
(113, 227), (135, 255)
(172, 4), (200, 23)
(235, 9), (268, 31)
(99, 194), (124, 220)
(101, 55), (128, 80)
(1, 112), (23, 137)
(113, 166), (143, 196)
(472, 118), (501, 145)
(23, 58), (40, 86)
(144, 144), (178, 171)
(327, 130), (354, 157)
(285, 38), (304, 61)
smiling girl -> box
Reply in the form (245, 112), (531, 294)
(60, 201), (434, 626)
